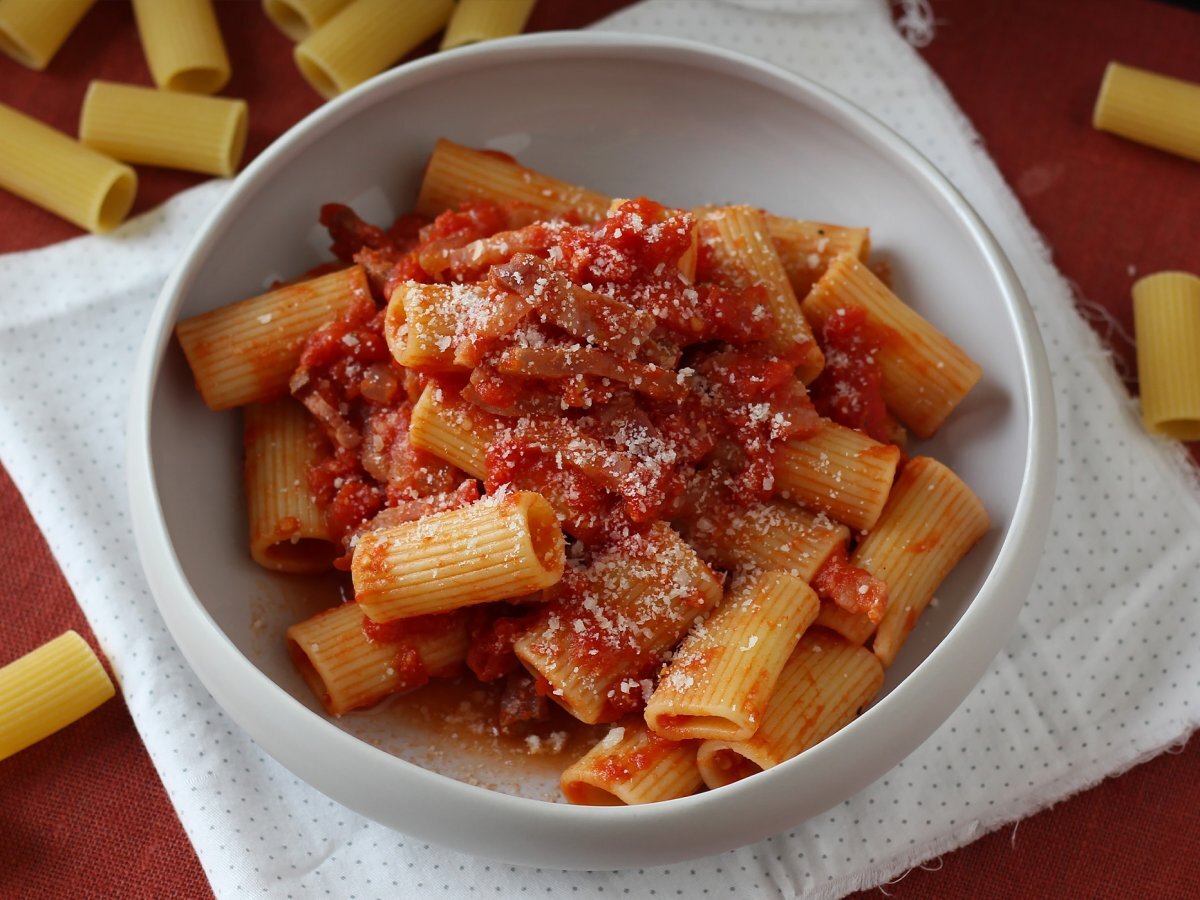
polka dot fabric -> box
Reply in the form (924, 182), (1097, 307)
(0, 1), (1197, 897)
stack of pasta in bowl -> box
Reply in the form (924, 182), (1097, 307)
(174, 139), (988, 806)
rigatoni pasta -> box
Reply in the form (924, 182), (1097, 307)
(698, 206), (824, 381)
(775, 420), (901, 532)
(0, 101), (136, 233)
(0, 631), (115, 762)
(244, 398), (338, 573)
(766, 214), (870, 300)
(696, 630), (884, 788)
(0, 0), (95, 70)
(353, 490), (564, 622)
(287, 602), (468, 715)
(263, 0), (351, 42)
(513, 524), (722, 724)
(415, 138), (611, 221)
(294, 0), (455, 100)
(645, 571), (819, 742)
(802, 253), (982, 438)
(79, 80), (248, 178)
(441, 0), (536, 51)
(1093, 61), (1200, 163)
(175, 265), (371, 411)
(1132, 271), (1200, 440)
(176, 140), (990, 803)
(856, 457), (989, 668)
(130, 0), (230, 94)
(561, 721), (702, 805)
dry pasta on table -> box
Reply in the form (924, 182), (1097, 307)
(174, 140), (990, 804)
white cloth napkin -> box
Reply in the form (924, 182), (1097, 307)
(2, 1), (1197, 897)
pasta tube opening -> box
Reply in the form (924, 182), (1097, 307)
(259, 536), (339, 571)
(695, 745), (764, 787)
(163, 64), (225, 95)
(560, 782), (626, 807)
(263, 0), (308, 40)
(293, 46), (339, 100)
(287, 636), (333, 712)
(95, 167), (137, 233)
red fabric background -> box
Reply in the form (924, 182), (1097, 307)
(1, 1), (1197, 896)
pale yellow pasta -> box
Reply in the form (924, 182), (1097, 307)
(79, 80), (248, 178)
(645, 571), (819, 742)
(802, 253), (983, 438)
(1132, 271), (1200, 440)
(696, 630), (883, 788)
(294, 0), (454, 100)
(1093, 62), (1200, 163)
(776, 420), (901, 532)
(813, 598), (876, 646)
(561, 721), (702, 805)
(678, 495), (849, 583)
(244, 398), (338, 574)
(0, 102), (136, 233)
(0, 631), (115, 762)
(386, 282), (474, 372)
(698, 206), (824, 381)
(175, 265), (370, 411)
(352, 490), (564, 622)
(130, 0), (230, 94)
(514, 523), (724, 725)
(287, 602), (468, 715)
(0, 0), (94, 70)
(441, 0), (535, 51)
(856, 457), (989, 668)
(409, 382), (495, 478)
(766, 214), (871, 300)
(416, 138), (611, 221)
(262, 0), (351, 42)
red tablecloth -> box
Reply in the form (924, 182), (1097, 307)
(1, 2), (1197, 897)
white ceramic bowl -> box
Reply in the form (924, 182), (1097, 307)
(129, 33), (1055, 869)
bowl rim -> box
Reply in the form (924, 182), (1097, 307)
(127, 30), (1056, 869)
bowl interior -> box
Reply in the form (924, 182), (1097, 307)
(147, 40), (1029, 807)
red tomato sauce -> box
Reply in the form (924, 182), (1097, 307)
(809, 305), (892, 444)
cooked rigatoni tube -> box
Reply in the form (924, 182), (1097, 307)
(263, 0), (351, 42)
(440, 0), (535, 50)
(776, 420), (901, 532)
(698, 206), (824, 382)
(678, 497), (849, 583)
(79, 81), (248, 178)
(813, 599), (876, 646)
(409, 382), (497, 478)
(696, 630), (883, 788)
(0, 0), (95, 70)
(513, 523), (724, 725)
(0, 102), (136, 233)
(765, 214), (870, 302)
(1093, 62), (1200, 163)
(352, 490), (564, 622)
(0, 631), (115, 762)
(175, 265), (370, 411)
(244, 398), (337, 573)
(386, 282), (479, 372)
(1132, 271), (1200, 440)
(802, 254), (983, 438)
(130, 0), (230, 94)
(287, 602), (468, 715)
(294, 0), (454, 100)
(415, 138), (611, 221)
(856, 457), (989, 668)
(645, 571), (819, 742)
(561, 721), (702, 805)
